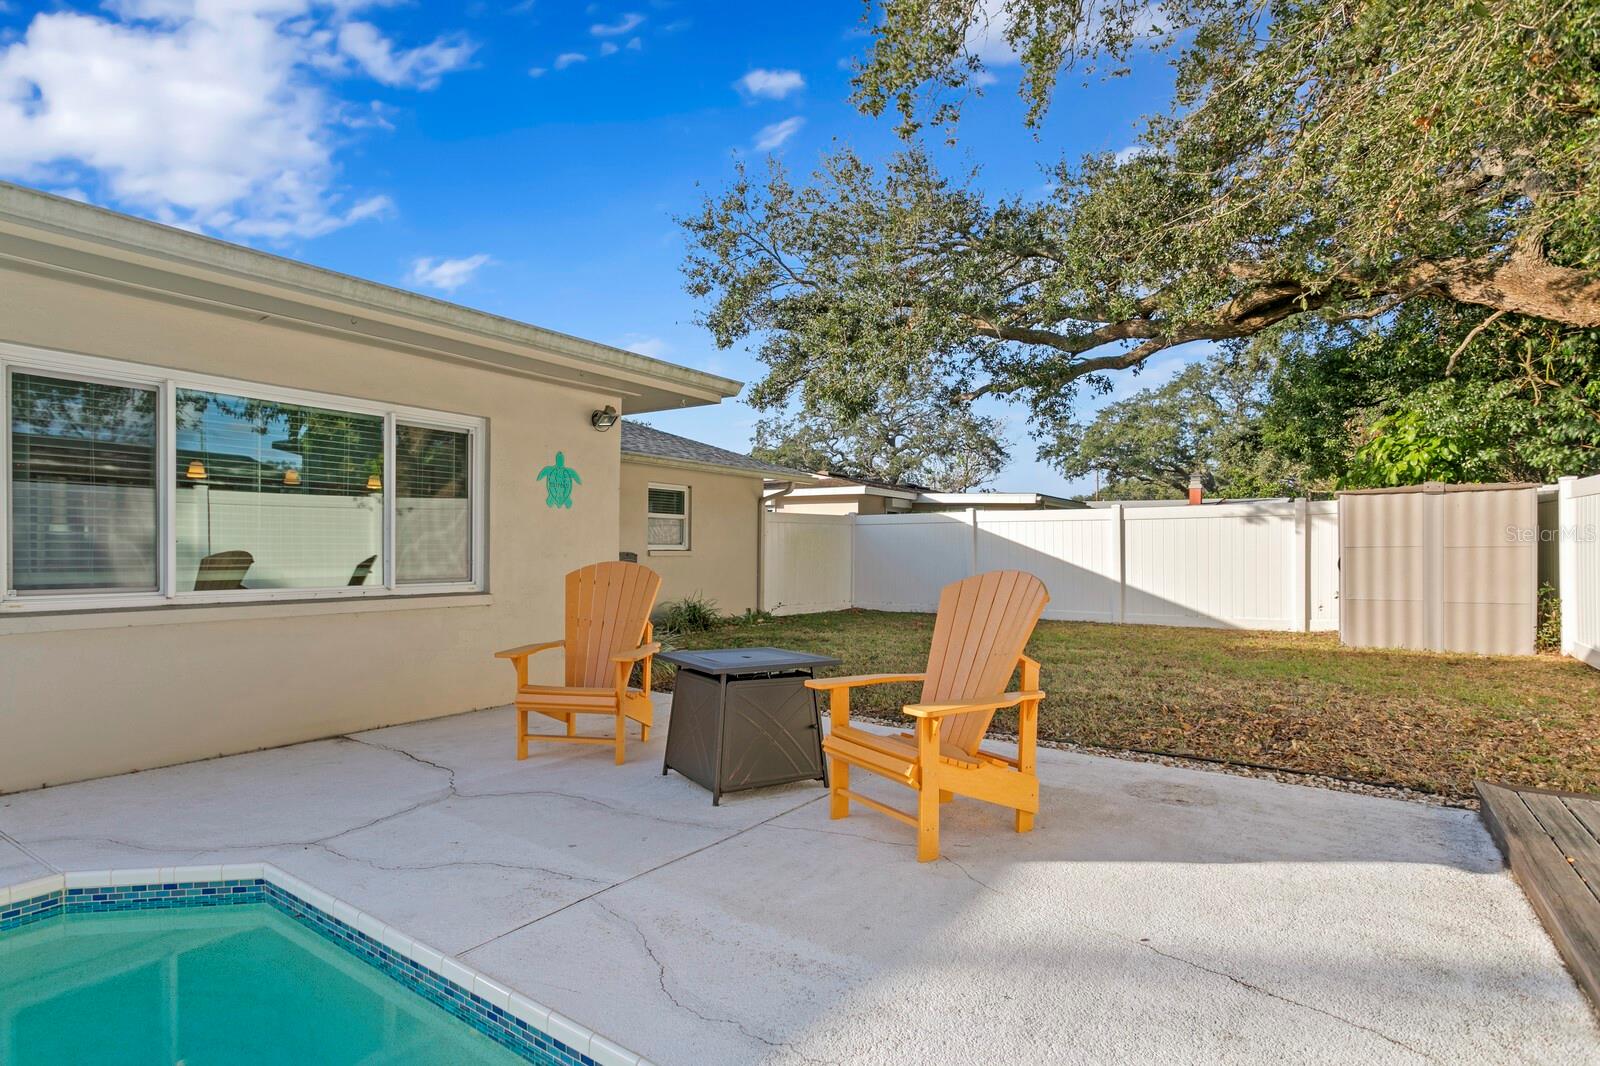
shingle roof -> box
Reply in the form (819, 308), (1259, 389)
(620, 420), (807, 478)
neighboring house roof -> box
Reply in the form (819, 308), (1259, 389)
(620, 420), (811, 479)
(0, 181), (741, 414)
(806, 473), (936, 494)
(1083, 497), (1293, 508)
(765, 473), (925, 503)
(765, 474), (1079, 509)
(916, 491), (1080, 510)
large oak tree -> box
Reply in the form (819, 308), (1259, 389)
(681, 0), (1599, 444)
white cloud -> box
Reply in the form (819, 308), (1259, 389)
(625, 37), (641, 51)
(753, 116), (804, 151)
(553, 51), (586, 69)
(963, 0), (1016, 65)
(527, 65), (547, 77)
(336, 21), (475, 90)
(618, 334), (670, 359)
(0, 1), (468, 240)
(966, 0), (1167, 66)
(336, 99), (398, 131)
(735, 68), (804, 100)
(406, 254), (491, 293)
(598, 41), (618, 57)
(590, 12), (644, 36)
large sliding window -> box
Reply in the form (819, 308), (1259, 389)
(2, 344), (485, 609)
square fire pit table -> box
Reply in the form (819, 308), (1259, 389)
(659, 646), (842, 805)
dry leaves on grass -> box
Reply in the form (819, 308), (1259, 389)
(682, 610), (1600, 800)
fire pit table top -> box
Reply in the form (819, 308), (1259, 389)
(656, 646), (842, 676)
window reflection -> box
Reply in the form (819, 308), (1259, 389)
(174, 390), (384, 592)
(395, 424), (472, 584)
(9, 372), (158, 592)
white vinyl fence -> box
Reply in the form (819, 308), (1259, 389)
(760, 511), (855, 614)
(1559, 474), (1600, 669)
(765, 501), (1340, 632)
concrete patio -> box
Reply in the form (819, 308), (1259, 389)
(1, 695), (1595, 1065)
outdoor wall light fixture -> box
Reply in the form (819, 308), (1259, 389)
(590, 404), (619, 431)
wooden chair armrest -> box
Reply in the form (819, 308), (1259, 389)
(612, 642), (662, 664)
(903, 690), (1046, 719)
(804, 673), (925, 691)
(494, 639), (564, 661)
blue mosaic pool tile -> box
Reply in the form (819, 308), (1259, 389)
(260, 881), (596, 1066)
(0, 891), (62, 932)
(1, 875), (605, 1066)
(62, 878), (266, 914)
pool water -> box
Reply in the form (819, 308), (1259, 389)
(0, 904), (526, 1065)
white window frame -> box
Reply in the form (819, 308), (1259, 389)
(646, 482), (691, 551)
(0, 341), (487, 612)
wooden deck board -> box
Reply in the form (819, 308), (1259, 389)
(1478, 781), (1600, 1015)
(1524, 792), (1600, 905)
(1569, 795), (1600, 847)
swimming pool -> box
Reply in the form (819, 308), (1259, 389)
(0, 866), (632, 1065)
(0, 905), (525, 1064)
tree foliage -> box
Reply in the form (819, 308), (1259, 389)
(1063, 301), (1600, 494)
(1259, 301), (1600, 486)
(1051, 353), (1304, 498)
(751, 373), (1009, 490)
(681, 0), (1600, 460)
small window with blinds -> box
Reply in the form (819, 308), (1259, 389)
(8, 371), (159, 593)
(646, 484), (689, 550)
(395, 423), (472, 584)
(173, 389), (385, 592)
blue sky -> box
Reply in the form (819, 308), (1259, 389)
(0, 0), (1199, 495)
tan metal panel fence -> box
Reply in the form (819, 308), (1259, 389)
(1338, 483), (1537, 655)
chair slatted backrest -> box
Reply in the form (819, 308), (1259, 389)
(920, 570), (1049, 755)
(564, 562), (662, 688)
(194, 550), (253, 591)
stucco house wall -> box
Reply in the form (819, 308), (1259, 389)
(0, 184), (739, 794)
(619, 459), (762, 614)
(0, 263), (636, 792)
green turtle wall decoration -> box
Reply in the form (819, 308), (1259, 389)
(537, 451), (581, 508)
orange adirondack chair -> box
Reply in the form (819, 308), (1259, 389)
(495, 561), (662, 765)
(807, 570), (1048, 862)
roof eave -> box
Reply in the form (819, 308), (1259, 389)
(0, 182), (742, 413)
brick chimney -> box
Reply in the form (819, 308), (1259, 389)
(1187, 471), (1205, 505)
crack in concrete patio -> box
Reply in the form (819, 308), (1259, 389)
(1133, 940), (1437, 1062)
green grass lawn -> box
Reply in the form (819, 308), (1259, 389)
(666, 610), (1600, 800)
